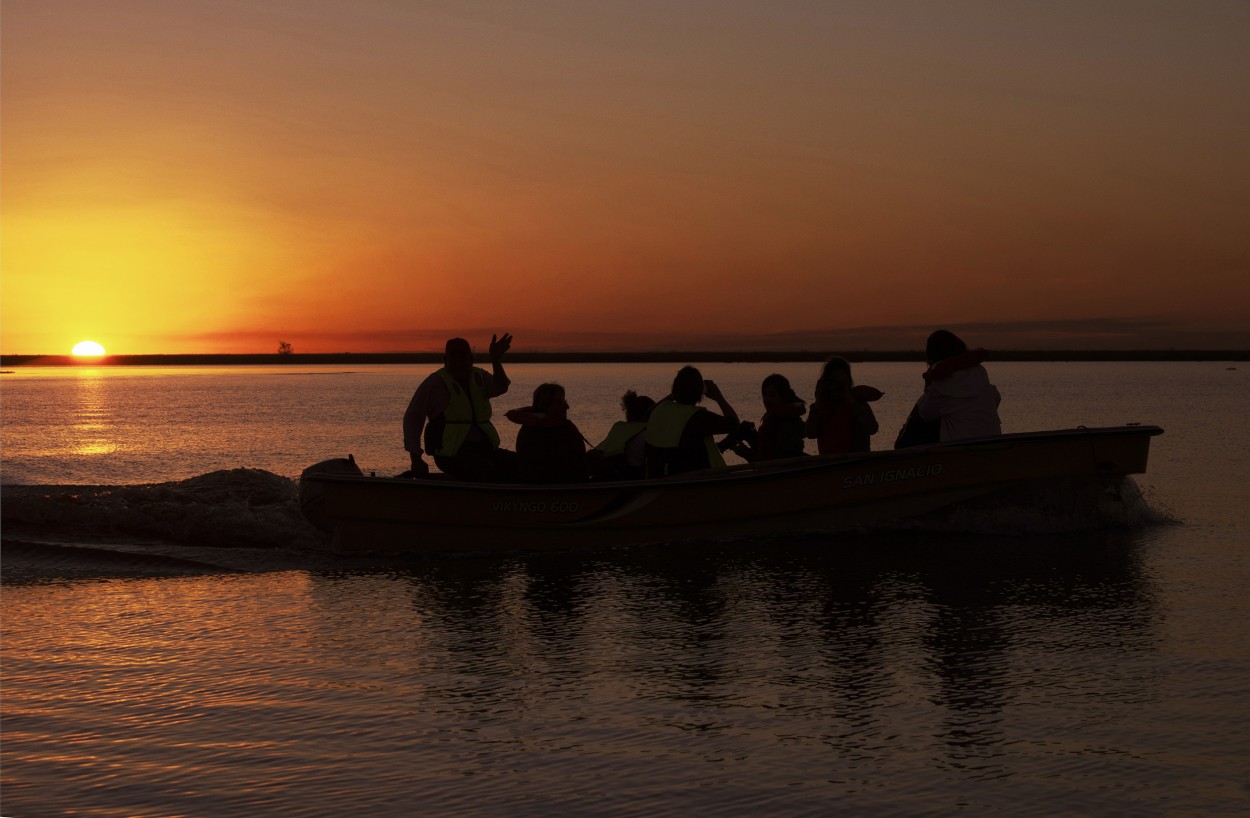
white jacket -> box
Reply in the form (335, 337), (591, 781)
(917, 364), (1002, 442)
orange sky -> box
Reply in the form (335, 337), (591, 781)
(3, 0), (1248, 354)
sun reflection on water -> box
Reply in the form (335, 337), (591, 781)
(71, 371), (120, 457)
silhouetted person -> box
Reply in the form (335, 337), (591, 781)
(806, 356), (882, 454)
(590, 390), (655, 480)
(403, 334), (521, 482)
(733, 373), (808, 462)
(897, 330), (1001, 447)
(645, 366), (748, 477)
(506, 382), (589, 484)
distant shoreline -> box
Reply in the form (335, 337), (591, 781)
(1, 350), (1246, 366)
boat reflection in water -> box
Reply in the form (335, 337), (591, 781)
(295, 523), (1161, 805)
(2, 519), (1166, 818)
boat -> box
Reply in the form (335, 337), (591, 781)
(299, 425), (1163, 554)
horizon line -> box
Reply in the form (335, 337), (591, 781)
(3, 349), (1248, 366)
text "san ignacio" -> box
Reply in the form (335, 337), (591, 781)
(842, 463), (944, 489)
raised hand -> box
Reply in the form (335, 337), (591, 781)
(489, 332), (513, 362)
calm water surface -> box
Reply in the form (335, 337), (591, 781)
(2, 362), (1248, 816)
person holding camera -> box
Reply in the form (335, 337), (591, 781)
(645, 365), (750, 477)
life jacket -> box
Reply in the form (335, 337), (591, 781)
(645, 401), (725, 475)
(757, 400), (807, 460)
(594, 421), (648, 457)
(817, 385), (883, 455)
(429, 367), (500, 457)
(759, 413), (807, 459)
(504, 406), (566, 427)
(818, 403), (855, 455)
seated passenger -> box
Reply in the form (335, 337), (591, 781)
(901, 330), (1001, 445)
(505, 383), (589, 484)
(646, 366), (748, 477)
(402, 334), (520, 482)
(806, 356), (882, 455)
(732, 373), (808, 462)
(590, 390), (655, 480)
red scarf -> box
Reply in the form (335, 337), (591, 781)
(505, 405), (568, 427)
(923, 349), (987, 387)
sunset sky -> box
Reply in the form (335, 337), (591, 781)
(3, 0), (1247, 354)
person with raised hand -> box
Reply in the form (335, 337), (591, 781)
(402, 333), (520, 482)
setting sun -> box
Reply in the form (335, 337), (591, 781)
(71, 340), (106, 357)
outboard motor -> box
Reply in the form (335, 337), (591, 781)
(299, 454), (363, 532)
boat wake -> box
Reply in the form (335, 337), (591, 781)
(870, 476), (1175, 536)
(2, 468), (321, 548)
(1, 469), (336, 580)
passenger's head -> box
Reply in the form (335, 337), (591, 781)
(671, 366), (705, 405)
(761, 373), (796, 406)
(925, 330), (968, 365)
(816, 356), (853, 403)
(621, 390), (656, 422)
(819, 356), (853, 386)
(443, 337), (473, 378)
(532, 382), (567, 414)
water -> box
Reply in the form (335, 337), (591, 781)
(2, 362), (1248, 817)
(0, 360), (1220, 485)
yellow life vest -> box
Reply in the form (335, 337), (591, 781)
(433, 367), (500, 457)
(594, 421), (648, 457)
(645, 400), (725, 472)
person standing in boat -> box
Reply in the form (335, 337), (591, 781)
(403, 334), (520, 481)
(645, 366), (749, 477)
(903, 329), (1002, 444)
(506, 383), (590, 484)
(805, 357), (882, 455)
(589, 390), (656, 480)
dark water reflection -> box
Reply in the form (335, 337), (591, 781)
(288, 532), (1167, 815)
(7, 533), (1205, 818)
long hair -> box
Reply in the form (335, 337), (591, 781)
(621, 389), (656, 422)
(818, 356), (853, 385)
(816, 356), (853, 404)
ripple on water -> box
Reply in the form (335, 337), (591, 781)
(2, 533), (1247, 817)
